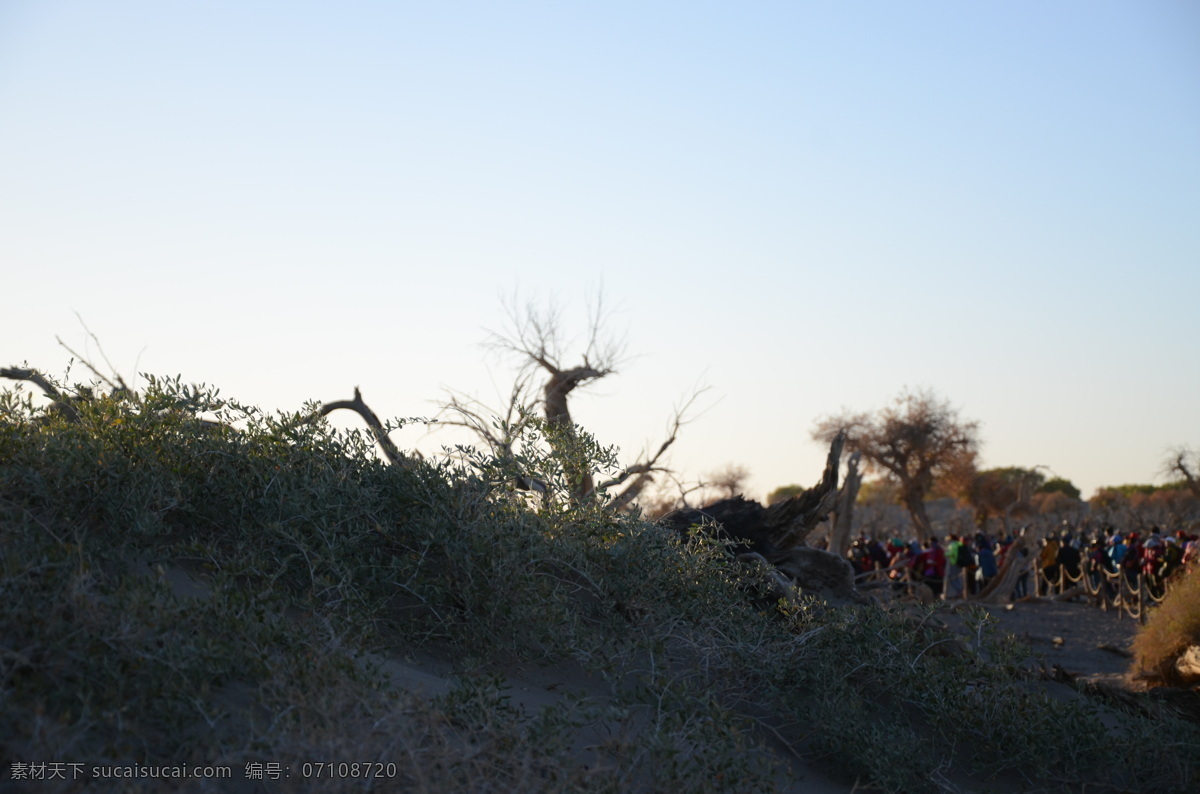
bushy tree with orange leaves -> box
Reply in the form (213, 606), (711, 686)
(813, 388), (979, 541)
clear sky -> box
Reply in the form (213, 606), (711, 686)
(2, 1), (1198, 501)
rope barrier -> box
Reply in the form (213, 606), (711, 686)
(1028, 559), (1167, 624)
(866, 544), (1190, 622)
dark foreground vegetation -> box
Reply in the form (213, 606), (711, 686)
(2, 374), (1198, 793)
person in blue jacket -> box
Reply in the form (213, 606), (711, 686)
(974, 532), (998, 591)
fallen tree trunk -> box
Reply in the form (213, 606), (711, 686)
(1054, 584), (1087, 602)
(659, 432), (864, 604)
(660, 431), (846, 554)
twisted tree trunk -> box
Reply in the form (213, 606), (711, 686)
(542, 363), (603, 502)
(830, 451), (862, 557)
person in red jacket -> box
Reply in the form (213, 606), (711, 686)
(1141, 535), (1165, 598)
(911, 537), (947, 598)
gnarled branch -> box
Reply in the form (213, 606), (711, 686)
(596, 386), (709, 512)
(2, 367), (80, 422)
(315, 387), (404, 466)
(764, 429), (845, 550)
(435, 376), (547, 493)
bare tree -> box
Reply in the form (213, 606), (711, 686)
(483, 294), (624, 501)
(813, 388), (980, 542)
(1165, 446), (1200, 498)
(442, 293), (702, 510)
(706, 463), (752, 500)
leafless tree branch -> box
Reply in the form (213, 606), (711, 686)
(437, 375), (536, 452)
(477, 292), (633, 503)
(0, 367), (81, 421)
(485, 292), (627, 395)
(313, 387), (405, 466)
(597, 385), (711, 511)
(1166, 446), (1200, 498)
(434, 375), (548, 493)
(57, 313), (130, 394)
(1, 367), (67, 404)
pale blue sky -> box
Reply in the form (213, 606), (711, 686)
(2, 1), (1198, 500)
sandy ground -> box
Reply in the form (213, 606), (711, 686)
(155, 560), (1144, 793)
(957, 597), (1140, 679)
(372, 649), (855, 794)
(367, 598), (1144, 793)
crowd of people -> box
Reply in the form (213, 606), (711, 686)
(1072, 526), (1199, 599)
(845, 522), (1200, 602)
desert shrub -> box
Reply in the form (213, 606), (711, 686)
(3, 371), (1200, 793)
(1131, 564), (1200, 685)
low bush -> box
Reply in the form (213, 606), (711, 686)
(2, 372), (1198, 792)
(1132, 564), (1200, 686)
